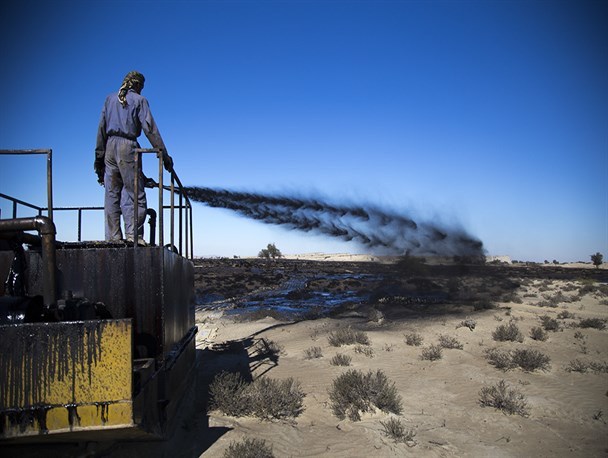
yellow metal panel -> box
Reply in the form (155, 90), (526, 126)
(0, 319), (134, 438)
(43, 402), (133, 432)
(41, 320), (133, 404)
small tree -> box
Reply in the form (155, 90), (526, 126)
(258, 243), (282, 260)
(591, 252), (603, 269)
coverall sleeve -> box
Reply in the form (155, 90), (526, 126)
(95, 102), (107, 161)
(139, 98), (167, 153)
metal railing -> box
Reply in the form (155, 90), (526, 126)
(0, 148), (193, 259)
(134, 148), (194, 258)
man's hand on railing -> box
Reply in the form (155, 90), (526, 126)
(161, 149), (174, 172)
(94, 157), (105, 186)
(144, 176), (158, 189)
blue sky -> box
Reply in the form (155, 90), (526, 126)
(1, 0), (606, 262)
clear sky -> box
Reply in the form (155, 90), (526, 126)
(1, 0), (606, 262)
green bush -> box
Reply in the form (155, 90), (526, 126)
(328, 369), (403, 421)
(479, 380), (530, 416)
(223, 437), (274, 458)
(328, 327), (370, 346)
(492, 322), (524, 342)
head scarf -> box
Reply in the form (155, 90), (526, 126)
(117, 71), (145, 106)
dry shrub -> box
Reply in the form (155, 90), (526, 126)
(354, 345), (375, 358)
(304, 346), (323, 359)
(485, 348), (515, 371)
(529, 326), (548, 341)
(557, 310), (576, 319)
(438, 334), (463, 350)
(565, 359), (608, 374)
(210, 372), (305, 420)
(492, 322), (524, 342)
(330, 353), (352, 366)
(539, 315), (560, 332)
(565, 358), (589, 373)
(328, 369), (403, 421)
(328, 327), (370, 346)
(473, 298), (497, 310)
(379, 417), (416, 443)
(404, 332), (424, 346)
(223, 437), (274, 458)
(511, 348), (551, 372)
(420, 344), (443, 361)
(578, 318), (607, 330)
(210, 372), (250, 417)
(457, 318), (477, 331)
(479, 380), (530, 417)
(543, 291), (569, 307)
(249, 377), (305, 420)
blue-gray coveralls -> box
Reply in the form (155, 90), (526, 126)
(95, 89), (166, 241)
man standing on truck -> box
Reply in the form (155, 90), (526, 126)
(94, 71), (173, 243)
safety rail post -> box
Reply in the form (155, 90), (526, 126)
(170, 173), (175, 250)
(158, 150), (164, 247)
(46, 149), (53, 223)
(179, 191), (183, 255)
(133, 150), (141, 248)
(77, 208), (82, 241)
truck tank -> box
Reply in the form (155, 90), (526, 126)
(0, 148), (197, 442)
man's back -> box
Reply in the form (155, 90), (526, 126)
(103, 90), (147, 140)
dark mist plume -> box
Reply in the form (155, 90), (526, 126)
(184, 186), (484, 258)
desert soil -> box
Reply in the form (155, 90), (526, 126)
(2, 257), (607, 457)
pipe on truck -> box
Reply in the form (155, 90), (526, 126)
(0, 216), (57, 308)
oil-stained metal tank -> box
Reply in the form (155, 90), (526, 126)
(0, 244), (196, 441)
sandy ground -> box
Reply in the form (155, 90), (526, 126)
(194, 280), (608, 457)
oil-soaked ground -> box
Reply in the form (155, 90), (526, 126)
(193, 257), (608, 320)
